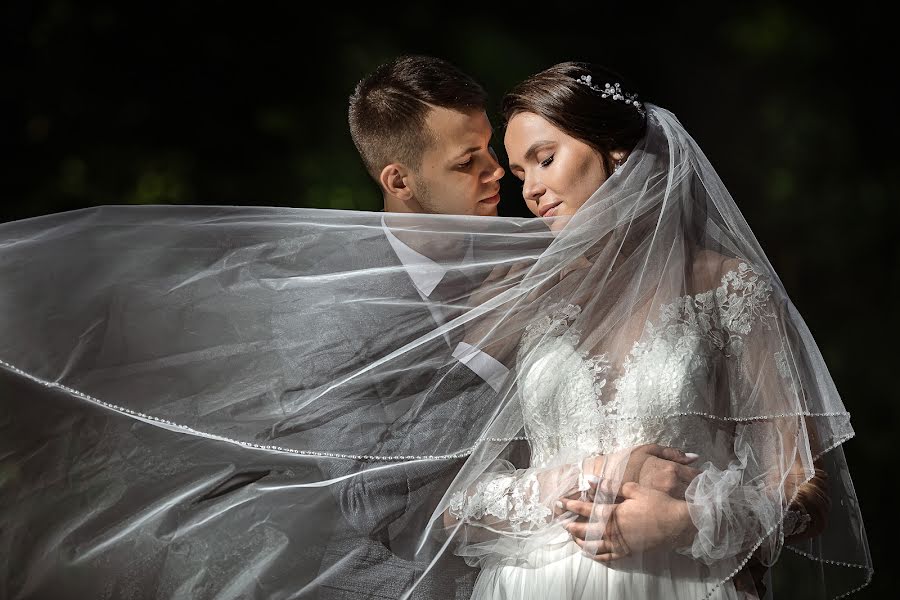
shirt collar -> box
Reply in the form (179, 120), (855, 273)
(381, 216), (474, 297)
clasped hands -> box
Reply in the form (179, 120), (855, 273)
(556, 444), (702, 563)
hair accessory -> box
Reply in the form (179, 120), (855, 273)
(576, 75), (644, 115)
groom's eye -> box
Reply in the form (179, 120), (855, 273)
(457, 157), (473, 169)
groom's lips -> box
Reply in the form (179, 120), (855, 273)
(480, 193), (501, 205)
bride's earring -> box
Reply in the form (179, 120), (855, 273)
(614, 158), (623, 173)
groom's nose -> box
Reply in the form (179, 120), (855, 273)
(483, 148), (505, 183)
(483, 162), (504, 183)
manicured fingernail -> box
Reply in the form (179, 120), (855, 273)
(685, 453), (699, 460)
(555, 500), (564, 509)
(586, 474), (602, 484)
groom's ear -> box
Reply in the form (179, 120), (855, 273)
(379, 163), (414, 201)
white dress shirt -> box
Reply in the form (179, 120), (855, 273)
(381, 217), (509, 392)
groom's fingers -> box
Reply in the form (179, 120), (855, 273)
(564, 519), (605, 541)
(557, 477), (626, 517)
(617, 481), (642, 500)
(642, 458), (702, 498)
(558, 498), (594, 519)
(557, 498), (590, 519)
(669, 465), (702, 499)
(558, 498), (618, 522)
(573, 538), (628, 562)
(678, 464), (702, 482)
(658, 465), (701, 500)
(668, 480), (689, 500)
(586, 475), (622, 498)
(572, 536), (623, 560)
(588, 551), (626, 563)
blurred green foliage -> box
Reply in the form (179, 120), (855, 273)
(4, 2), (896, 596)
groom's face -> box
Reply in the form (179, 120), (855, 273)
(411, 107), (504, 216)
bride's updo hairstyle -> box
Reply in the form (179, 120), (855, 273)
(501, 61), (647, 176)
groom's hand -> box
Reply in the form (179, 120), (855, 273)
(635, 446), (702, 500)
(558, 482), (697, 563)
(588, 444), (702, 500)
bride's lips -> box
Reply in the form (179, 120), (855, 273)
(480, 193), (501, 204)
(539, 201), (563, 217)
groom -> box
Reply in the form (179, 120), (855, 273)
(305, 54), (511, 600)
(309, 55), (703, 599)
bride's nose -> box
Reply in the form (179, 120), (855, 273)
(523, 176), (546, 202)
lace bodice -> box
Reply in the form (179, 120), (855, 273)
(447, 262), (781, 535)
(517, 262), (775, 467)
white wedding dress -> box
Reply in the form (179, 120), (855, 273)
(453, 262), (782, 599)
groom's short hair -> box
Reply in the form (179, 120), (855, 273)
(349, 55), (488, 179)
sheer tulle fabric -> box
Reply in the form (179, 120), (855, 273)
(0, 106), (870, 599)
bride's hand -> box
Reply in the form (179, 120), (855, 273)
(558, 482), (697, 562)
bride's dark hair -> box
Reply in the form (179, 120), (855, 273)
(501, 61), (647, 176)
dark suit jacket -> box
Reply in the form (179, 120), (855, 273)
(262, 227), (500, 599)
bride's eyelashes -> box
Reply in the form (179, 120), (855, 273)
(540, 155), (555, 168)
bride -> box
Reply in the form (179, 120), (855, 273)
(432, 62), (871, 600)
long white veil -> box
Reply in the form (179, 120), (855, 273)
(0, 106), (871, 599)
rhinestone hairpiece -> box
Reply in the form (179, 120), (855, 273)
(576, 75), (644, 114)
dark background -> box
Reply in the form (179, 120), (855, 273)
(4, 2), (896, 597)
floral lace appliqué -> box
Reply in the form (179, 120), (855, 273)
(519, 262), (779, 462)
(447, 472), (552, 532)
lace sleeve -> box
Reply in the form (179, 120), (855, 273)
(679, 261), (820, 565)
(439, 452), (594, 566)
(444, 458), (589, 535)
(447, 471), (552, 533)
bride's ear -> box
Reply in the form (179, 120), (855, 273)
(610, 149), (629, 163)
(379, 163), (413, 201)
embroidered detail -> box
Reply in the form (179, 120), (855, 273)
(518, 262), (780, 463)
(447, 472), (552, 531)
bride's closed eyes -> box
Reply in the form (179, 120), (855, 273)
(508, 153), (554, 181)
(504, 112), (608, 228)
